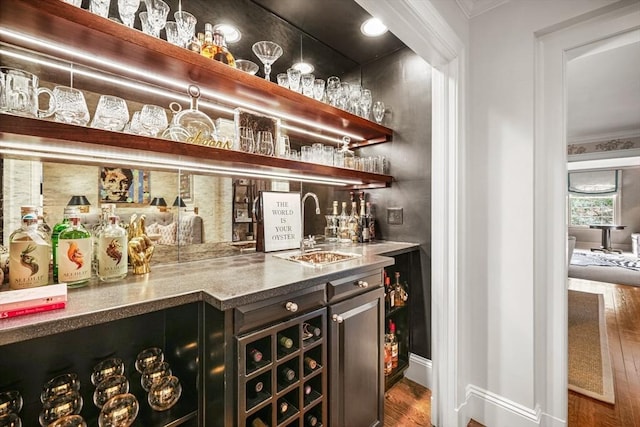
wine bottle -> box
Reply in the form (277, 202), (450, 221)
(251, 418), (269, 427)
(305, 414), (319, 427)
(279, 366), (295, 383)
(302, 322), (321, 340)
(9, 207), (52, 290)
(303, 384), (312, 396)
(304, 356), (318, 371)
(278, 333), (294, 350)
(248, 380), (264, 398)
(248, 347), (263, 364)
(278, 399), (288, 414)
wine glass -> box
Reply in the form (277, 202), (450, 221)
(142, 0), (169, 38)
(373, 101), (385, 124)
(174, 11), (197, 47)
(252, 41), (283, 81)
(117, 0), (140, 28)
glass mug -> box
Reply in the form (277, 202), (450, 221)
(0, 67), (56, 118)
(52, 86), (90, 126)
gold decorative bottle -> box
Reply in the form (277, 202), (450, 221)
(9, 207), (52, 289)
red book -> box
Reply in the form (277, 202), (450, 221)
(0, 302), (66, 319)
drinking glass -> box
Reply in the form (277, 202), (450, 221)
(135, 347), (164, 373)
(251, 41), (283, 81)
(53, 86), (90, 126)
(323, 146), (334, 165)
(333, 149), (345, 167)
(174, 11), (196, 47)
(91, 95), (130, 132)
(91, 357), (125, 386)
(313, 79), (325, 101)
(373, 101), (385, 124)
(141, 361), (172, 392)
(278, 135), (290, 158)
(139, 12), (153, 36)
(0, 413), (21, 427)
(0, 67), (56, 118)
(39, 391), (83, 426)
(337, 82), (350, 110)
(235, 59), (259, 75)
(348, 84), (361, 115)
(0, 391), (22, 416)
(276, 73), (289, 89)
(360, 89), (372, 120)
(286, 68), (301, 93)
(41, 373), (80, 403)
(164, 21), (181, 46)
(98, 393), (138, 427)
(148, 375), (182, 411)
(93, 375), (129, 408)
(142, 0), (169, 38)
(311, 143), (323, 163)
(300, 145), (312, 162)
(301, 73), (315, 97)
(117, 0), (140, 28)
(62, 0), (83, 6)
(326, 76), (340, 106)
(256, 131), (274, 156)
(238, 127), (255, 153)
(89, 0), (111, 18)
(47, 415), (87, 427)
(139, 104), (168, 136)
(123, 110), (142, 134)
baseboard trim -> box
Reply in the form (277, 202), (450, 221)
(460, 385), (542, 427)
(404, 353), (432, 389)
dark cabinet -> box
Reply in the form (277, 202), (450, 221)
(328, 287), (385, 427)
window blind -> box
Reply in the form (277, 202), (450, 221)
(568, 169), (619, 195)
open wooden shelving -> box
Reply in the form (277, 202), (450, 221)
(0, 0), (394, 186)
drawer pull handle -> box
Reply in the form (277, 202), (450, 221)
(332, 314), (344, 323)
(356, 280), (369, 288)
(285, 301), (298, 312)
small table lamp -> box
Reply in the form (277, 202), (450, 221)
(172, 197), (187, 208)
(67, 195), (91, 213)
(150, 197), (168, 212)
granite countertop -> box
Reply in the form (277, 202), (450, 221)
(0, 241), (419, 346)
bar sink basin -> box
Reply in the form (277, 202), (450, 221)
(278, 250), (361, 267)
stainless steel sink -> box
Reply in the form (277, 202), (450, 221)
(278, 250), (361, 266)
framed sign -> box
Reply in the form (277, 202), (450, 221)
(261, 191), (301, 252)
(99, 167), (150, 205)
(179, 172), (193, 202)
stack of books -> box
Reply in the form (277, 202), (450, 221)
(0, 284), (67, 319)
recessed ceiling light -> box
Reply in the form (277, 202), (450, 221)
(361, 18), (388, 37)
(292, 61), (315, 74)
(214, 24), (241, 43)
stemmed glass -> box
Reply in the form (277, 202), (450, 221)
(117, 0), (140, 28)
(142, 0), (169, 38)
(174, 11), (197, 47)
(252, 41), (283, 81)
(89, 0), (111, 18)
(373, 101), (385, 124)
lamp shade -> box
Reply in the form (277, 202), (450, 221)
(67, 195), (90, 206)
(172, 196), (187, 208)
(150, 197), (167, 207)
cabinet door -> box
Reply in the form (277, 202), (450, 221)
(329, 287), (384, 427)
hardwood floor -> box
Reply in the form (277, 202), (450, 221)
(568, 278), (640, 427)
(385, 378), (432, 426)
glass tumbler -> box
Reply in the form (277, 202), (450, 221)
(164, 21), (181, 46)
(135, 347), (164, 374)
(238, 127), (255, 153)
(287, 68), (302, 93)
(41, 373), (80, 403)
(91, 95), (130, 132)
(117, 0), (140, 28)
(93, 375), (129, 408)
(276, 73), (289, 89)
(301, 73), (315, 97)
(138, 104), (168, 136)
(300, 146), (312, 162)
(53, 86), (90, 126)
(141, 361), (172, 392)
(91, 357), (125, 386)
(313, 79), (325, 101)
(373, 101), (385, 124)
(148, 375), (182, 411)
(311, 143), (324, 163)
(0, 391), (22, 416)
(322, 146), (334, 165)
(256, 131), (274, 156)
(98, 393), (138, 427)
(278, 135), (290, 158)
(0, 413), (21, 427)
(89, 0), (111, 18)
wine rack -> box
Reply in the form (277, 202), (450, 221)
(237, 308), (327, 427)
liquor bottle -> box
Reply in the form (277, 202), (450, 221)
(52, 207), (79, 283)
(251, 418), (269, 427)
(302, 322), (321, 340)
(340, 136), (355, 169)
(359, 192), (369, 243)
(248, 347), (263, 364)
(212, 29), (236, 67)
(97, 215), (128, 282)
(304, 356), (318, 371)
(384, 342), (393, 376)
(278, 333), (294, 350)
(279, 366), (296, 384)
(366, 202), (376, 241)
(393, 272), (408, 307)
(187, 32), (204, 53)
(384, 274), (394, 310)
(348, 201), (360, 243)
(388, 319), (399, 368)
(9, 207), (52, 290)
(57, 215), (92, 288)
(92, 204), (116, 275)
(37, 210), (52, 237)
(305, 413), (319, 427)
(324, 201), (339, 243)
(338, 201), (351, 243)
(200, 23), (215, 59)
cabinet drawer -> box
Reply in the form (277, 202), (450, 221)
(326, 269), (383, 303)
(234, 284), (326, 334)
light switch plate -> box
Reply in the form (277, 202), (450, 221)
(387, 207), (403, 225)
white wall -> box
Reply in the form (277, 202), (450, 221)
(430, 0), (623, 425)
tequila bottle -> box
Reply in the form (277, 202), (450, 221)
(9, 207), (52, 289)
(57, 215), (92, 288)
(97, 215), (128, 282)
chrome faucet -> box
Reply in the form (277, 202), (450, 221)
(301, 192), (321, 253)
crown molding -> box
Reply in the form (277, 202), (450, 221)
(455, 0), (511, 19)
(568, 129), (640, 145)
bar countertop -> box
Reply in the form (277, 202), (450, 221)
(0, 241), (419, 346)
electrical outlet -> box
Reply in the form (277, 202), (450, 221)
(387, 207), (403, 225)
